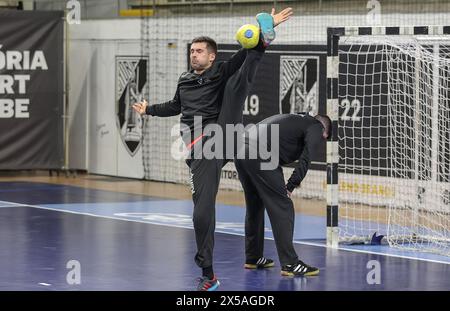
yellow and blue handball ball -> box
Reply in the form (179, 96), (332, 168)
(235, 24), (260, 49)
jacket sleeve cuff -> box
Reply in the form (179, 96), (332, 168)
(145, 105), (154, 115)
(286, 182), (296, 193)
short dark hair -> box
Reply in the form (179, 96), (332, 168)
(191, 36), (217, 54)
(316, 114), (332, 138)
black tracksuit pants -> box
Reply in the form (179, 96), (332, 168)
(186, 49), (264, 268)
(234, 152), (299, 267)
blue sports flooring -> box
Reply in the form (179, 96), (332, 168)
(0, 181), (449, 290)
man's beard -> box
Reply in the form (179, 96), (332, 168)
(191, 61), (206, 71)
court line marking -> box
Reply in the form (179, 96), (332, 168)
(2, 200), (449, 265)
(38, 283), (52, 286)
(0, 201), (23, 208)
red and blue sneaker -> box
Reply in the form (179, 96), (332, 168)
(197, 275), (220, 291)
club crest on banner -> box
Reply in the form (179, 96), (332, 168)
(279, 56), (319, 116)
(115, 56), (148, 156)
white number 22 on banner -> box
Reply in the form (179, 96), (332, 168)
(340, 99), (361, 121)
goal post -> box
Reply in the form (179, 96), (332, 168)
(326, 26), (450, 256)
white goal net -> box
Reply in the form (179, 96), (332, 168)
(338, 34), (450, 256)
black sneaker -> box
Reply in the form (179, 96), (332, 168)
(196, 275), (220, 291)
(244, 257), (275, 269)
(281, 260), (319, 276)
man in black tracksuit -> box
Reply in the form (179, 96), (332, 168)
(132, 8), (294, 290)
(144, 42), (264, 284)
(234, 113), (331, 276)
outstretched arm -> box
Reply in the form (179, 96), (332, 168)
(271, 7), (293, 27)
(222, 8), (293, 79)
(221, 48), (248, 79)
(133, 88), (181, 117)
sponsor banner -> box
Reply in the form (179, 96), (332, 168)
(0, 11), (64, 169)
